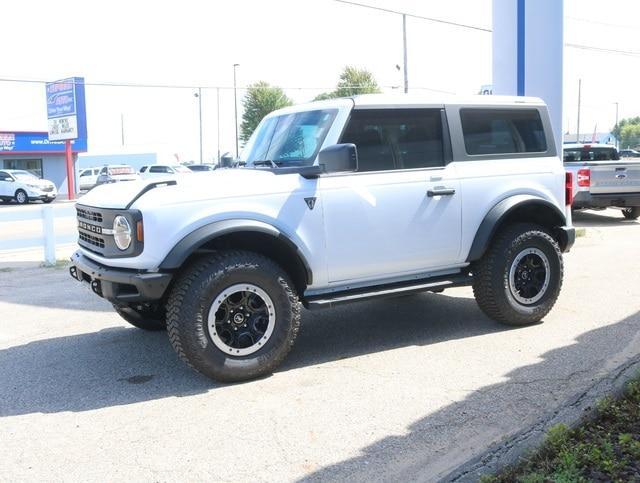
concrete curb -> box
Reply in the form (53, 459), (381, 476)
(443, 354), (640, 482)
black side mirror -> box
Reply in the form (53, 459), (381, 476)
(318, 144), (358, 173)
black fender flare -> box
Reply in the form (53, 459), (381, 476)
(466, 195), (567, 262)
(159, 219), (313, 284)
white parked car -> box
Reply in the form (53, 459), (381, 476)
(0, 169), (57, 204)
(70, 94), (575, 382)
(78, 167), (101, 191)
(139, 164), (192, 179)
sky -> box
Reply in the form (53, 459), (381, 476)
(0, 0), (638, 162)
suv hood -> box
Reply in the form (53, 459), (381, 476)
(78, 168), (310, 209)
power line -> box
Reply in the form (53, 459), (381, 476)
(331, 0), (492, 32)
(567, 16), (638, 30)
(331, 0), (640, 59)
(0, 76), (456, 94)
(564, 43), (640, 58)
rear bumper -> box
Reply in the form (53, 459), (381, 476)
(556, 226), (575, 253)
(69, 250), (172, 303)
(573, 191), (640, 209)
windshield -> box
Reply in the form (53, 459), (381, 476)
(12, 170), (39, 181)
(564, 147), (619, 162)
(173, 165), (192, 173)
(241, 109), (337, 167)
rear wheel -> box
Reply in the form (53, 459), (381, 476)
(473, 223), (563, 326)
(622, 207), (640, 220)
(14, 189), (28, 205)
(113, 304), (166, 331)
(166, 251), (301, 382)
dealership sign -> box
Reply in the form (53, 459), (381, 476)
(45, 77), (88, 142)
(0, 131), (87, 153)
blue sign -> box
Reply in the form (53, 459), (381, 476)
(0, 131), (87, 154)
(45, 77), (88, 142)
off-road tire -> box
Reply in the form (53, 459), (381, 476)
(472, 223), (563, 326)
(113, 304), (166, 331)
(14, 189), (28, 205)
(166, 251), (301, 382)
(622, 207), (640, 220)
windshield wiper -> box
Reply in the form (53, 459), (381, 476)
(251, 160), (281, 168)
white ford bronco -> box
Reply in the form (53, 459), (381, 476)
(70, 94), (575, 382)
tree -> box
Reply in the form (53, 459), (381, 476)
(612, 116), (640, 144)
(314, 66), (381, 101)
(240, 82), (292, 142)
(620, 123), (640, 149)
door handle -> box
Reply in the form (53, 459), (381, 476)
(427, 187), (456, 197)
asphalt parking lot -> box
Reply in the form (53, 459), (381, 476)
(1, 209), (639, 482)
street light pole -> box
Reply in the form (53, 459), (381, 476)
(233, 63), (240, 159)
(576, 79), (582, 144)
(614, 102), (619, 150)
(216, 87), (221, 164)
(197, 87), (203, 164)
(402, 14), (408, 93)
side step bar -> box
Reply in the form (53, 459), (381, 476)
(303, 272), (473, 310)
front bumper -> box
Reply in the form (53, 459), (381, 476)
(69, 251), (172, 303)
(572, 191), (640, 209)
(28, 191), (56, 201)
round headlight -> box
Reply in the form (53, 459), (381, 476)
(113, 216), (132, 250)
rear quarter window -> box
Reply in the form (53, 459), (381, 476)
(460, 108), (547, 155)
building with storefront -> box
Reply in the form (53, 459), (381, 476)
(0, 131), (87, 199)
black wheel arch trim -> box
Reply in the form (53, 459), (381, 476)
(158, 219), (313, 285)
(467, 195), (568, 262)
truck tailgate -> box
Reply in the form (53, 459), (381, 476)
(589, 162), (640, 194)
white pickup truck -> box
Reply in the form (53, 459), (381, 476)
(564, 143), (640, 220)
(69, 94), (575, 382)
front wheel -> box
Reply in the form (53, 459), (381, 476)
(166, 251), (301, 382)
(43, 198), (54, 204)
(14, 189), (28, 205)
(472, 223), (563, 326)
(622, 207), (640, 220)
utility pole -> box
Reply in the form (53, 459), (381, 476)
(216, 87), (221, 164)
(614, 101), (619, 149)
(197, 87), (203, 164)
(402, 14), (408, 93)
(233, 63), (240, 159)
(576, 79), (582, 144)
(120, 113), (125, 147)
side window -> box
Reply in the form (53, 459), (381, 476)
(100, 167), (108, 175)
(460, 108), (547, 155)
(149, 166), (168, 173)
(0, 171), (11, 181)
(80, 170), (89, 177)
(140, 166), (148, 173)
(340, 109), (445, 172)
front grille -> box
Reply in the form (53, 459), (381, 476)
(79, 231), (105, 249)
(76, 207), (103, 223)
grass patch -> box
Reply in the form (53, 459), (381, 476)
(40, 259), (70, 269)
(575, 227), (587, 238)
(484, 377), (640, 482)
(0, 267), (12, 272)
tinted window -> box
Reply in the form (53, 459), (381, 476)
(140, 166), (148, 173)
(460, 109), (547, 155)
(0, 171), (11, 181)
(340, 109), (445, 172)
(100, 167), (108, 175)
(563, 147), (619, 162)
(149, 166), (169, 173)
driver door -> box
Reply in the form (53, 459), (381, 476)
(319, 108), (462, 284)
(0, 171), (13, 197)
